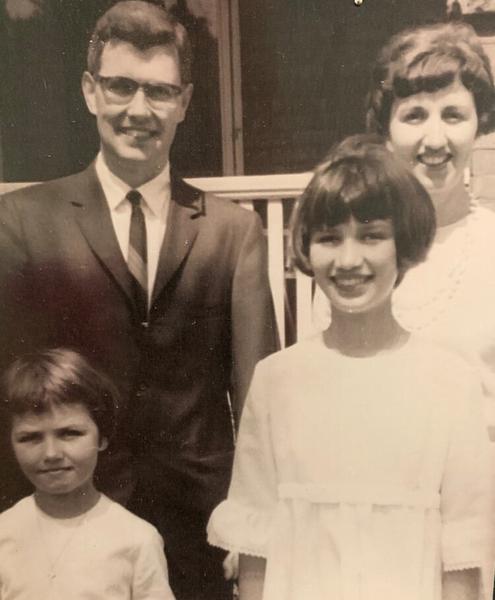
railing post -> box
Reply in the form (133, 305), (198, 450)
(266, 199), (285, 347)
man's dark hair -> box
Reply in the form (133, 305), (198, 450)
(87, 0), (192, 83)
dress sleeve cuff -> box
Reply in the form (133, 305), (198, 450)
(442, 518), (491, 569)
(207, 499), (273, 558)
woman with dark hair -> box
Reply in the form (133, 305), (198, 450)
(315, 22), (495, 443)
(208, 136), (493, 600)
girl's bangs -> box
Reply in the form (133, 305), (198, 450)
(5, 365), (78, 415)
(9, 388), (63, 415)
(309, 162), (395, 231)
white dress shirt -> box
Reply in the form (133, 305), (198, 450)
(95, 153), (170, 301)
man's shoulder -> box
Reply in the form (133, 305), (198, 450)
(172, 176), (256, 220)
(1, 167), (95, 208)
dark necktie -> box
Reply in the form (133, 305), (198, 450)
(126, 190), (148, 322)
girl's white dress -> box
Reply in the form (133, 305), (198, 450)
(208, 335), (494, 600)
(314, 205), (495, 438)
(0, 494), (175, 600)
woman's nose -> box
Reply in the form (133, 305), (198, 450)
(336, 239), (363, 269)
(422, 117), (447, 150)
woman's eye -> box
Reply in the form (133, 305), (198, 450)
(442, 109), (464, 124)
(402, 108), (426, 124)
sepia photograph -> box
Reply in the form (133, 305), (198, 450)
(0, 0), (495, 598)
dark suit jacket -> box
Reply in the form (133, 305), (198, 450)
(0, 164), (278, 514)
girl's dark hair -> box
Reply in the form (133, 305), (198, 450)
(367, 22), (495, 136)
(291, 134), (436, 285)
(2, 348), (119, 441)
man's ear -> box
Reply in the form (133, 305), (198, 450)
(82, 71), (98, 116)
(98, 436), (109, 452)
(178, 83), (193, 123)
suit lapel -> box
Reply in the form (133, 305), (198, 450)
(71, 165), (134, 303)
(152, 174), (202, 304)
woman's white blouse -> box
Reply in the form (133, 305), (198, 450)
(208, 335), (494, 600)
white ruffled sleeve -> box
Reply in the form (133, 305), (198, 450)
(207, 362), (278, 557)
(441, 370), (495, 599)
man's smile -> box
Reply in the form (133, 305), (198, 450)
(117, 126), (158, 141)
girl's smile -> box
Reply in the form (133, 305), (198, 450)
(310, 217), (398, 314)
(330, 272), (374, 296)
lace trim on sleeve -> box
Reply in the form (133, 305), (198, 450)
(207, 499), (272, 558)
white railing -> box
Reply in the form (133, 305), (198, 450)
(185, 173), (314, 347)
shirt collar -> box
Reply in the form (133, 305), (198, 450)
(95, 153), (170, 218)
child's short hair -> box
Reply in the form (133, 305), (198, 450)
(1, 348), (119, 441)
(291, 134), (436, 284)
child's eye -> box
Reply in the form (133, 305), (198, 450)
(59, 428), (85, 439)
(15, 432), (42, 444)
(362, 232), (386, 241)
(312, 232), (341, 245)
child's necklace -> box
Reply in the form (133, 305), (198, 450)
(35, 504), (88, 582)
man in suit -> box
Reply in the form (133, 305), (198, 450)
(0, 2), (278, 598)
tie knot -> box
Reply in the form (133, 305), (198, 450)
(127, 190), (142, 208)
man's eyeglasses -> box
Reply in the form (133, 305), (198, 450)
(94, 75), (184, 107)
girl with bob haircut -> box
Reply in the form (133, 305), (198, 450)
(208, 136), (494, 600)
(0, 347), (175, 600)
(291, 133), (435, 284)
(316, 23), (495, 468)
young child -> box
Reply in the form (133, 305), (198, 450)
(207, 135), (494, 600)
(0, 347), (175, 600)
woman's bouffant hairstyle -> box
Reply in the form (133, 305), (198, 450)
(87, 0), (192, 83)
(291, 135), (436, 285)
(1, 348), (120, 441)
(367, 22), (495, 136)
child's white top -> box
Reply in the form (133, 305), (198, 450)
(208, 334), (494, 600)
(0, 494), (175, 600)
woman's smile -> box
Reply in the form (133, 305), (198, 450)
(417, 151), (452, 169)
(388, 78), (477, 200)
